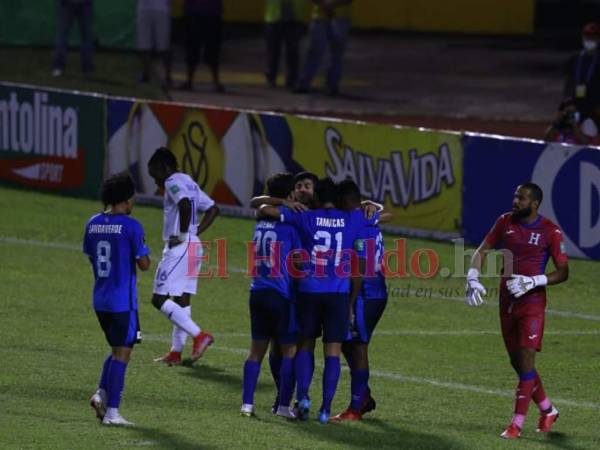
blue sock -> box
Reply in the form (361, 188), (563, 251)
(269, 352), (282, 403)
(321, 356), (341, 414)
(98, 355), (112, 391)
(106, 359), (128, 409)
(295, 350), (313, 401)
(278, 357), (295, 407)
(242, 360), (261, 405)
(350, 369), (369, 410)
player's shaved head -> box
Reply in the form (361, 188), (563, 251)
(315, 177), (337, 206)
(519, 183), (543, 206)
(337, 178), (361, 210)
(148, 147), (178, 188)
(101, 173), (135, 208)
(148, 147), (178, 171)
(266, 172), (295, 199)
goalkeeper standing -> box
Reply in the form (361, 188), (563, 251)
(465, 183), (569, 440)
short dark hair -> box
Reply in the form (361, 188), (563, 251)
(337, 178), (361, 206)
(101, 173), (135, 206)
(294, 171), (318, 187)
(266, 172), (295, 199)
(148, 147), (178, 170)
(520, 182), (543, 205)
(315, 177), (337, 205)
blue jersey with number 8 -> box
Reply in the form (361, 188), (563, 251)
(83, 213), (150, 312)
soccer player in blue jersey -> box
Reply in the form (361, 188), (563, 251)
(332, 179), (387, 421)
(83, 174), (151, 426)
(259, 177), (380, 424)
(249, 171), (316, 411)
(241, 173), (302, 419)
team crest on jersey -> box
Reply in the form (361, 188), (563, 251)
(528, 232), (541, 246)
(560, 241), (566, 253)
(355, 239), (365, 252)
(169, 184), (180, 194)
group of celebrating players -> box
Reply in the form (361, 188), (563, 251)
(83, 147), (569, 439)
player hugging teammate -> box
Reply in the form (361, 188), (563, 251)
(242, 173), (390, 424)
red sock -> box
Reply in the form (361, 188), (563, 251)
(514, 374), (536, 416)
(532, 371), (552, 412)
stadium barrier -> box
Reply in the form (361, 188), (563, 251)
(463, 134), (600, 261)
(1, 82), (599, 260)
(106, 97), (463, 240)
(0, 82), (105, 198)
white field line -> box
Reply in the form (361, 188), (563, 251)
(210, 330), (600, 337)
(144, 334), (600, 411)
(2, 236), (600, 321)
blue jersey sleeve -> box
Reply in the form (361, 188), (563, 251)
(130, 220), (150, 259)
(280, 207), (311, 232)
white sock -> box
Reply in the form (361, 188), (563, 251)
(105, 407), (119, 419)
(160, 300), (200, 338)
(170, 306), (192, 352)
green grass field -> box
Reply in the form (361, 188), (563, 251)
(1, 186), (599, 450)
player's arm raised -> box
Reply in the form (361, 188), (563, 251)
(251, 196), (307, 212)
(197, 204), (220, 235)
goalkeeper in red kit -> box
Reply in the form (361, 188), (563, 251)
(465, 183), (569, 440)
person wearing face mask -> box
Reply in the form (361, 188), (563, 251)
(563, 22), (600, 119)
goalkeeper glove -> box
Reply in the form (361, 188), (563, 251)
(464, 268), (487, 307)
(506, 274), (547, 298)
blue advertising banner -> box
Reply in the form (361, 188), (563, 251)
(463, 134), (600, 260)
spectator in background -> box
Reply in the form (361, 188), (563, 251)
(563, 22), (600, 119)
(264, 0), (305, 90)
(137, 0), (172, 87)
(180, 0), (225, 92)
(544, 97), (599, 145)
(294, 0), (353, 96)
(51, 0), (95, 78)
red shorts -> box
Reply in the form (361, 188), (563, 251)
(500, 301), (545, 353)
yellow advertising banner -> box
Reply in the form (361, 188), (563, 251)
(107, 99), (462, 238)
(285, 117), (463, 236)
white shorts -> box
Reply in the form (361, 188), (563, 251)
(153, 235), (203, 297)
(137, 9), (171, 51)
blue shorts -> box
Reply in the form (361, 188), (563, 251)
(249, 290), (298, 345)
(353, 296), (387, 343)
(96, 310), (141, 348)
(297, 292), (350, 343)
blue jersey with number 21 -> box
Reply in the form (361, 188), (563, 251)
(281, 208), (379, 294)
(83, 213), (150, 313)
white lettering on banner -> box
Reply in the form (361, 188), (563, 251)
(323, 127), (455, 207)
(528, 232), (541, 246)
(0, 91), (78, 158)
(579, 161), (600, 248)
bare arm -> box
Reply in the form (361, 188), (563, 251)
(257, 204), (282, 220)
(197, 205), (219, 235)
(546, 261), (569, 285)
(469, 240), (493, 273)
(178, 198), (192, 234)
(250, 196), (285, 209)
(136, 255), (151, 271)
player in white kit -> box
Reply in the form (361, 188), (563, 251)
(147, 147), (220, 364)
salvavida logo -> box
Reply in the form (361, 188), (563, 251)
(324, 127), (455, 207)
(0, 91), (78, 158)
